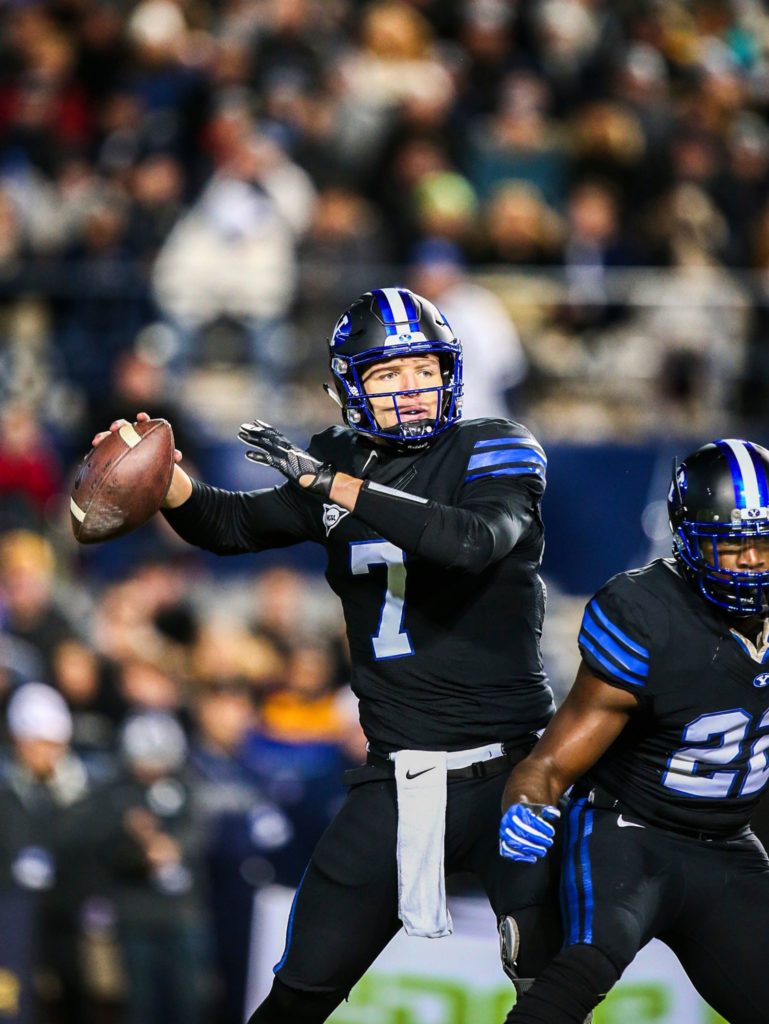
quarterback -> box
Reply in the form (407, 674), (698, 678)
(95, 288), (561, 1022)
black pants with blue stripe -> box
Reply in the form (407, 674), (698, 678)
(561, 794), (769, 1024)
(260, 768), (561, 1008)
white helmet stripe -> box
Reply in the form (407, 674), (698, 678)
(381, 287), (410, 326)
(722, 438), (762, 508)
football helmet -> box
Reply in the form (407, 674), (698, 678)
(668, 439), (769, 616)
(327, 287), (463, 448)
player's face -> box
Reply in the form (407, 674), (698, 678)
(361, 354), (442, 430)
(701, 537), (769, 573)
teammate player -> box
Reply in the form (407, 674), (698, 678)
(498, 439), (769, 1024)
(94, 288), (560, 1022)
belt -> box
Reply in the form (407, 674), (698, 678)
(580, 784), (750, 843)
(367, 737), (535, 781)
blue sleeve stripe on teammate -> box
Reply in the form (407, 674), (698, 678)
(466, 464), (545, 483)
(579, 612), (649, 680)
(578, 635), (647, 687)
(468, 447), (547, 472)
(587, 598), (649, 658)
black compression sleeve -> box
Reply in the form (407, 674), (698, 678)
(161, 479), (312, 554)
(352, 477), (539, 573)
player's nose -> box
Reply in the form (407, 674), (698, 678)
(738, 544), (766, 569)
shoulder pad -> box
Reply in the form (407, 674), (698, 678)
(458, 418), (546, 486)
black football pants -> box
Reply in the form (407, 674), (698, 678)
(511, 793), (769, 1024)
(249, 769), (561, 1019)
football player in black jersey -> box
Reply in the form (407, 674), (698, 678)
(499, 439), (769, 1024)
(93, 287), (560, 1022)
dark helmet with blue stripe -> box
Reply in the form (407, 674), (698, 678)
(326, 287), (463, 448)
(668, 439), (769, 615)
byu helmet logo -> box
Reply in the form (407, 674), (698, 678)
(753, 673), (769, 688)
(331, 313), (351, 346)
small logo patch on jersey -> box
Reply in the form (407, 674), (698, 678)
(753, 672), (769, 688)
(322, 503), (349, 536)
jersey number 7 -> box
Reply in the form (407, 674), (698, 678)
(350, 540), (414, 661)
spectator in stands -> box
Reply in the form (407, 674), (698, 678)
(480, 181), (563, 267)
(334, 1), (454, 174)
(152, 122), (314, 381)
(244, 638), (363, 884)
(0, 403), (62, 530)
(0, 532), (77, 682)
(465, 70), (568, 208)
(189, 679), (291, 1024)
(50, 639), (125, 772)
(95, 711), (210, 1024)
(409, 238), (528, 420)
(0, 683), (99, 1024)
(559, 180), (639, 332)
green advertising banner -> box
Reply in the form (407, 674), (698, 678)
(248, 888), (727, 1024)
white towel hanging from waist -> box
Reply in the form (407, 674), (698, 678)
(392, 749), (452, 938)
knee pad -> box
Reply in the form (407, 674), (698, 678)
(247, 978), (345, 1024)
(499, 914), (521, 983)
(499, 915), (541, 1004)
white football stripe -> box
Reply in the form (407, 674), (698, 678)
(118, 423), (142, 448)
(70, 498), (86, 522)
(722, 438), (761, 507)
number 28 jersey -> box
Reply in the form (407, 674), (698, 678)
(580, 558), (769, 837)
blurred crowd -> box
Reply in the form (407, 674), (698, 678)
(1, 0), (769, 447)
(5, 0), (769, 1019)
(0, 526), (364, 1024)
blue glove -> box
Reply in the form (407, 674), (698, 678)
(499, 803), (560, 863)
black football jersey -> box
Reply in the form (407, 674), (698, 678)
(164, 418), (554, 752)
(579, 558), (769, 836)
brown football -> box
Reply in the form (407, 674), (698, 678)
(70, 419), (175, 544)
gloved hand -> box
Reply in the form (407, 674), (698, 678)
(238, 421), (336, 499)
(499, 803), (560, 863)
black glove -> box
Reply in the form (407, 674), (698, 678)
(238, 420), (336, 499)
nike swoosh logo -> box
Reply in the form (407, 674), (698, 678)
(405, 767), (436, 780)
(617, 815), (645, 829)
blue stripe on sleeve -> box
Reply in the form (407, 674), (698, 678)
(588, 599), (649, 658)
(474, 437), (547, 458)
(578, 634), (647, 687)
(468, 448), (547, 472)
(581, 610), (649, 677)
(466, 466), (544, 483)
